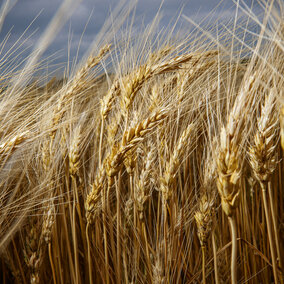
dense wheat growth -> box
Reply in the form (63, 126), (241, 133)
(0, 0), (283, 283)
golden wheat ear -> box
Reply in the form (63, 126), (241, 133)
(195, 193), (215, 284)
(160, 123), (194, 202)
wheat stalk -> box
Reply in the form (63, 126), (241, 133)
(216, 75), (256, 284)
(281, 104), (284, 151)
(248, 91), (280, 283)
(86, 108), (168, 223)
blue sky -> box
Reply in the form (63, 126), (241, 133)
(0, 0), (262, 75)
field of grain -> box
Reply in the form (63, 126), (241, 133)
(0, 1), (283, 283)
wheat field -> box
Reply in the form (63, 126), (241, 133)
(0, 0), (283, 283)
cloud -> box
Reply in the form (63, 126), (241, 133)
(0, 0), (263, 74)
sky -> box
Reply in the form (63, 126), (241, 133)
(0, 0), (263, 75)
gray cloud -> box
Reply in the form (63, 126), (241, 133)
(0, 0), (263, 74)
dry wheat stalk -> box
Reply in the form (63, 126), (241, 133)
(86, 108), (167, 223)
(196, 151), (216, 284)
(216, 75), (256, 284)
(248, 91), (279, 283)
(86, 107), (168, 284)
(122, 197), (134, 282)
(151, 50), (217, 74)
(101, 49), (170, 120)
(248, 93), (278, 184)
(216, 74), (255, 217)
(281, 104), (284, 151)
(200, 151), (218, 283)
(2, 250), (23, 284)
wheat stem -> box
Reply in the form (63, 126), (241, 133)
(48, 243), (57, 284)
(72, 199), (80, 284)
(228, 216), (237, 284)
(116, 173), (122, 284)
(280, 104), (284, 151)
(201, 245), (206, 284)
(268, 181), (284, 282)
(102, 186), (110, 284)
(212, 233), (219, 284)
(86, 224), (93, 284)
(261, 182), (278, 283)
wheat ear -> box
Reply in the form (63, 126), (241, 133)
(194, 194), (215, 284)
(135, 147), (155, 220)
(101, 50), (218, 122)
(69, 126), (81, 179)
(23, 222), (42, 284)
(0, 131), (29, 164)
(105, 108), (168, 184)
(86, 108), (168, 223)
(41, 203), (56, 284)
(160, 123), (194, 202)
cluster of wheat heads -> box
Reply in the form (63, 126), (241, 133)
(0, 1), (284, 283)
